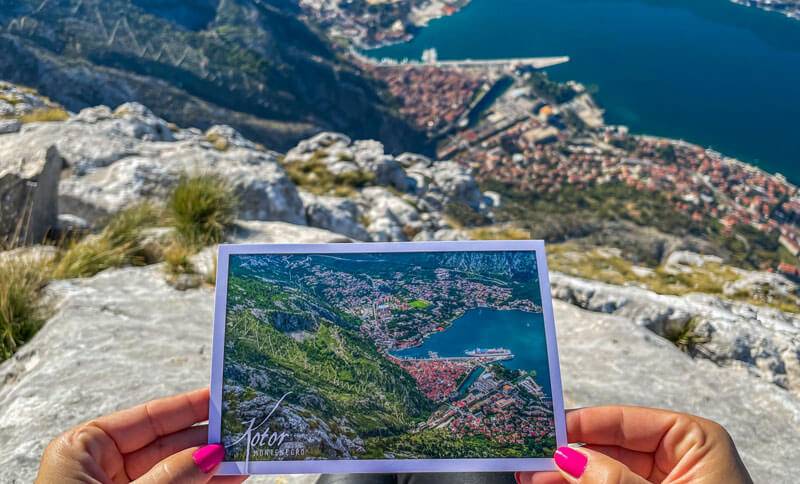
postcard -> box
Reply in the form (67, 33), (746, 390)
(208, 240), (567, 475)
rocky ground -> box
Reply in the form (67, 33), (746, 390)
(0, 97), (489, 246)
(1, 241), (798, 482)
(2, 91), (799, 482)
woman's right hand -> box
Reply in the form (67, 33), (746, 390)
(517, 406), (753, 484)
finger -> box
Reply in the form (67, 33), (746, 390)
(125, 425), (209, 479)
(92, 388), (210, 454)
(567, 406), (681, 452)
(554, 447), (649, 484)
(584, 445), (654, 479)
(133, 444), (224, 484)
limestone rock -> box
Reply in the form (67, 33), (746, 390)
(204, 125), (258, 151)
(351, 139), (408, 189)
(359, 187), (420, 242)
(0, 145), (63, 245)
(429, 161), (483, 210)
(0, 107), (305, 226)
(551, 272), (800, 395)
(555, 301), (800, 483)
(0, 119), (20, 134)
(663, 250), (723, 273)
(228, 220), (352, 245)
(301, 192), (370, 241)
(0, 100), (13, 117)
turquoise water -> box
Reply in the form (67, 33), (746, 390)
(392, 308), (553, 399)
(368, 0), (800, 183)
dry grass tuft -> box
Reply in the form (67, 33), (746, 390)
(0, 257), (52, 360)
(168, 175), (237, 248)
(19, 108), (69, 124)
(52, 203), (165, 279)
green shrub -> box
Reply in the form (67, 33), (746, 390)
(0, 257), (51, 360)
(663, 318), (709, 355)
(168, 175), (237, 248)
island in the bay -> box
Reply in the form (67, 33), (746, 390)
(220, 249), (556, 461)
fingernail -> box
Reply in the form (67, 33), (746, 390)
(514, 471), (522, 484)
(192, 444), (224, 473)
(555, 446), (588, 478)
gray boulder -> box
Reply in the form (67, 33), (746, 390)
(301, 192), (370, 241)
(351, 139), (408, 190)
(0, 145), (63, 245)
(359, 187), (420, 242)
(430, 161), (482, 210)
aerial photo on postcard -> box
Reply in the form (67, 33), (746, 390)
(220, 249), (556, 462)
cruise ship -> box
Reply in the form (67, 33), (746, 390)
(465, 347), (512, 357)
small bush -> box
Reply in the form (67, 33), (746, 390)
(19, 108), (69, 124)
(0, 258), (51, 360)
(168, 174), (237, 248)
(663, 318), (710, 355)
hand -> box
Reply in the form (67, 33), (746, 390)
(36, 387), (246, 484)
(517, 406), (752, 484)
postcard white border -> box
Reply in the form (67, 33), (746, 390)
(209, 240), (567, 474)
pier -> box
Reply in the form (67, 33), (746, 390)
(354, 47), (570, 72)
(431, 56), (570, 70)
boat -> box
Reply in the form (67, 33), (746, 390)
(465, 347), (512, 357)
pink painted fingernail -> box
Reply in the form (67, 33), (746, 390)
(555, 446), (588, 478)
(192, 444), (224, 473)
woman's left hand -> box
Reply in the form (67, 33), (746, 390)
(36, 387), (246, 483)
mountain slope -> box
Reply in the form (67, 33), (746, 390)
(0, 0), (427, 151)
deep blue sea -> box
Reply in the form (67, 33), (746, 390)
(392, 308), (553, 399)
(367, 0), (800, 183)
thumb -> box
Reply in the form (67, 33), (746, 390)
(134, 444), (225, 484)
(554, 446), (649, 484)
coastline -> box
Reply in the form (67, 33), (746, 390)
(391, 306), (543, 354)
(360, 0), (800, 187)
